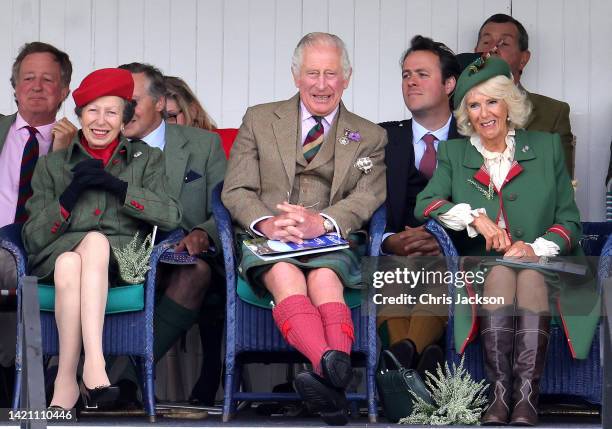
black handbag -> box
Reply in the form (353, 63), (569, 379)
(376, 349), (433, 422)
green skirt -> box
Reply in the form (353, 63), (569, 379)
(453, 256), (599, 359)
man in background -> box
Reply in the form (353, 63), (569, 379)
(378, 35), (461, 376)
(475, 13), (575, 176)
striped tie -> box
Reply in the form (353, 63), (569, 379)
(14, 126), (39, 223)
(303, 116), (324, 162)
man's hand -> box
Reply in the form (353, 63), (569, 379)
(471, 214), (511, 253)
(503, 240), (537, 261)
(254, 202), (327, 243)
(51, 117), (78, 151)
(254, 216), (303, 243)
(382, 225), (441, 256)
(275, 202), (326, 240)
(175, 229), (210, 255)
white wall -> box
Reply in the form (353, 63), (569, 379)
(1, 0), (610, 220)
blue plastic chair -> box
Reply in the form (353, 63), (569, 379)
(425, 219), (612, 405)
(212, 182), (383, 423)
(0, 223), (182, 422)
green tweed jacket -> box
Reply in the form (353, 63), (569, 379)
(163, 124), (226, 248)
(22, 136), (182, 279)
(0, 114), (18, 155)
(526, 92), (574, 177)
(415, 130), (598, 359)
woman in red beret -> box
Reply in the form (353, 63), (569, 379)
(22, 68), (182, 410)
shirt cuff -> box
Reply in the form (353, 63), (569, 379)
(380, 232), (395, 255)
(320, 213), (341, 237)
(438, 204), (486, 238)
(250, 216), (273, 237)
(526, 237), (560, 257)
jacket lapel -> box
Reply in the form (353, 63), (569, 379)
(386, 120), (413, 231)
(163, 125), (189, 198)
(0, 114), (18, 155)
(330, 103), (360, 201)
(465, 130), (534, 189)
(272, 94), (300, 188)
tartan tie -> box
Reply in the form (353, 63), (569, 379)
(303, 115), (324, 162)
(419, 133), (437, 179)
(14, 126), (39, 223)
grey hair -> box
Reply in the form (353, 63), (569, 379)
(291, 32), (352, 80)
(454, 75), (532, 136)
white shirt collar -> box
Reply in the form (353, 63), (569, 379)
(300, 101), (339, 127)
(411, 115), (452, 144)
(469, 129), (516, 162)
(141, 120), (166, 150)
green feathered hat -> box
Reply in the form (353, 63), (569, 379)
(453, 55), (512, 109)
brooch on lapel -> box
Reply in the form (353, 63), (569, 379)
(354, 157), (373, 174)
(521, 145), (530, 153)
(338, 128), (361, 145)
(133, 151), (143, 158)
(467, 178), (494, 200)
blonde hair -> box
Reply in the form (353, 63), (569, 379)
(454, 75), (531, 136)
(164, 76), (216, 131)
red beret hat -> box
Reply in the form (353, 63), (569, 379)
(72, 68), (134, 107)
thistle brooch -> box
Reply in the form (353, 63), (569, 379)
(467, 178), (495, 200)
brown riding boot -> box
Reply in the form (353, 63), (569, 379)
(509, 308), (551, 426)
(479, 306), (515, 426)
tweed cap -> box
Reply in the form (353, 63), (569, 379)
(453, 56), (511, 109)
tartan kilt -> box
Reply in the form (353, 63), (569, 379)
(237, 232), (366, 299)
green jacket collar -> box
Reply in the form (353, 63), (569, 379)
(66, 133), (134, 163)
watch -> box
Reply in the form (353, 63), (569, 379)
(322, 218), (335, 234)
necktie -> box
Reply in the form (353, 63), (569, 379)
(14, 126), (40, 223)
(419, 133), (437, 179)
(303, 116), (324, 162)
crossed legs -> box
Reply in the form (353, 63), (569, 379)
(51, 232), (111, 408)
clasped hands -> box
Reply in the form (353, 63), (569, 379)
(59, 159), (127, 212)
(470, 213), (537, 260)
(255, 202), (326, 244)
(382, 225), (441, 256)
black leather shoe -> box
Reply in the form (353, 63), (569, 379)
(294, 371), (348, 426)
(389, 338), (418, 369)
(321, 350), (352, 389)
(415, 344), (444, 380)
(80, 382), (120, 410)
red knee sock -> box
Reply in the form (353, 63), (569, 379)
(318, 302), (354, 354)
(272, 295), (330, 374)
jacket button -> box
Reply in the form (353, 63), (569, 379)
(514, 228), (524, 238)
(507, 193), (517, 201)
